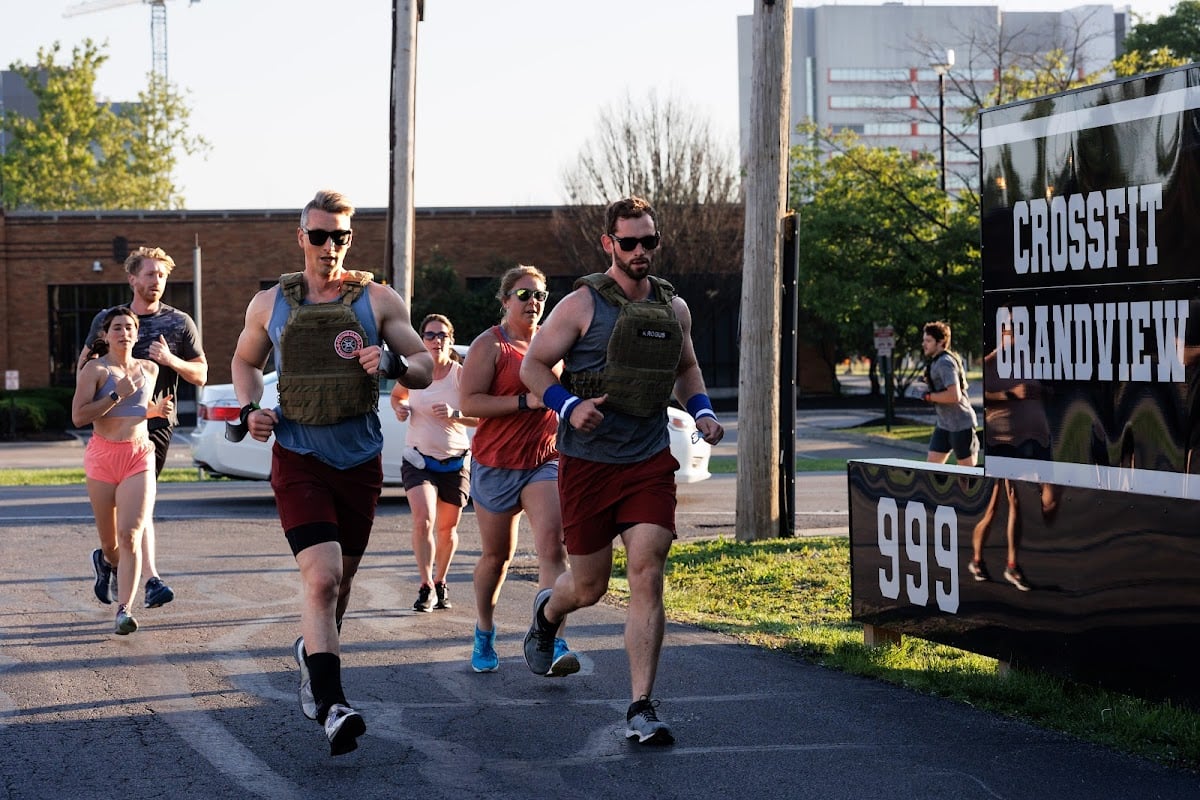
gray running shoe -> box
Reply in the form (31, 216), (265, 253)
(324, 703), (366, 756)
(114, 606), (138, 635)
(625, 697), (675, 745)
(293, 636), (318, 720)
(91, 548), (113, 604)
(549, 637), (580, 677)
(144, 577), (174, 608)
(522, 588), (556, 675)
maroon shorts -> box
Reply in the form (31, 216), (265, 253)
(84, 432), (155, 485)
(270, 442), (383, 558)
(558, 448), (678, 556)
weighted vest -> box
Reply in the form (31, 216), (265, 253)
(277, 270), (378, 425)
(564, 273), (683, 417)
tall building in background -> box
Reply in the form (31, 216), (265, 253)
(737, 3), (1130, 191)
(0, 71), (39, 157)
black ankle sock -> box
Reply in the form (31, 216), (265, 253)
(307, 652), (347, 722)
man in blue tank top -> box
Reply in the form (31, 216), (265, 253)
(520, 196), (725, 746)
(230, 190), (432, 756)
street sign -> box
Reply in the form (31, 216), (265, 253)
(873, 325), (895, 356)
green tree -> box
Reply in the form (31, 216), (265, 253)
(0, 40), (207, 211)
(410, 253), (505, 345)
(789, 123), (980, 395)
(1124, 1), (1200, 62)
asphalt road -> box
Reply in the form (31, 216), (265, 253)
(1, 414), (1197, 798)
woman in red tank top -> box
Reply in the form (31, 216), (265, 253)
(459, 265), (578, 676)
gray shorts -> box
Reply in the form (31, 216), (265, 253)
(470, 460), (558, 513)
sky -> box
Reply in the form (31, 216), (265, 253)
(0, 0), (1181, 211)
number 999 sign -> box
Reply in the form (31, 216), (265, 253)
(875, 498), (959, 614)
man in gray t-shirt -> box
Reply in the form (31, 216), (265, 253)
(920, 320), (978, 466)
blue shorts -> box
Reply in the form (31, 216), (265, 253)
(470, 460), (558, 514)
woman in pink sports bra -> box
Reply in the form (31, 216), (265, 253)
(71, 306), (169, 635)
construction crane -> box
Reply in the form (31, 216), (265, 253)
(63, 0), (200, 82)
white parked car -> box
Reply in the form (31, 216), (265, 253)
(191, 370), (711, 486)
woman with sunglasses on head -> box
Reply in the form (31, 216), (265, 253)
(72, 306), (170, 635)
(390, 314), (477, 613)
(458, 265), (579, 675)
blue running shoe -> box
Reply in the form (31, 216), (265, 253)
(471, 626), (499, 673)
(144, 577), (174, 608)
(91, 548), (113, 605)
(549, 637), (580, 677)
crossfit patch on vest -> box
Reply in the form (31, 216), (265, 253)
(334, 330), (364, 358)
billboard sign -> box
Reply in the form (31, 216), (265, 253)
(979, 67), (1200, 499)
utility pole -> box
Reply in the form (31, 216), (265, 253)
(387, 0), (422, 299)
(736, 0), (791, 542)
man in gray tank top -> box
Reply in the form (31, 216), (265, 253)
(519, 196), (725, 746)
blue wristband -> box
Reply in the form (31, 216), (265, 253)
(542, 384), (581, 419)
(686, 393), (716, 421)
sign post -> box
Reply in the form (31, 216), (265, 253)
(5, 370), (18, 439)
(873, 325), (895, 430)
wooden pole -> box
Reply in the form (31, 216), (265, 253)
(387, 0), (421, 300)
(736, 0), (791, 542)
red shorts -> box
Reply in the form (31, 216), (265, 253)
(84, 432), (155, 485)
(558, 448), (678, 556)
(270, 442), (383, 558)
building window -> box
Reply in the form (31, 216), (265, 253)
(829, 67), (911, 82)
(829, 95), (913, 110)
(863, 123), (913, 136)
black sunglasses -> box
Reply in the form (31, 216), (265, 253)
(422, 331), (450, 341)
(608, 232), (661, 252)
(303, 227), (353, 247)
(508, 288), (548, 302)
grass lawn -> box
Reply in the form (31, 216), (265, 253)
(609, 537), (1200, 771)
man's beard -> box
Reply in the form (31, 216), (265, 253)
(616, 255), (650, 281)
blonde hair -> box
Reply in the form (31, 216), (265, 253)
(124, 246), (175, 277)
(496, 265), (546, 302)
(301, 189), (355, 227)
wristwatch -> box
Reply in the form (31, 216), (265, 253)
(517, 393), (529, 411)
(109, 391), (120, 403)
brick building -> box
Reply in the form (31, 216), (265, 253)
(0, 206), (571, 389)
(1, 203), (833, 411)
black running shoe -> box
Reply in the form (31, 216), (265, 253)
(433, 582), (451, 609)
(413, 584), (432, 612)
(625, 697), (675, 745)
(91, 549), (114, 604)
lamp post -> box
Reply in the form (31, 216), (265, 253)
(930, 49), (955, 318)
(930, 48), (955, 194)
